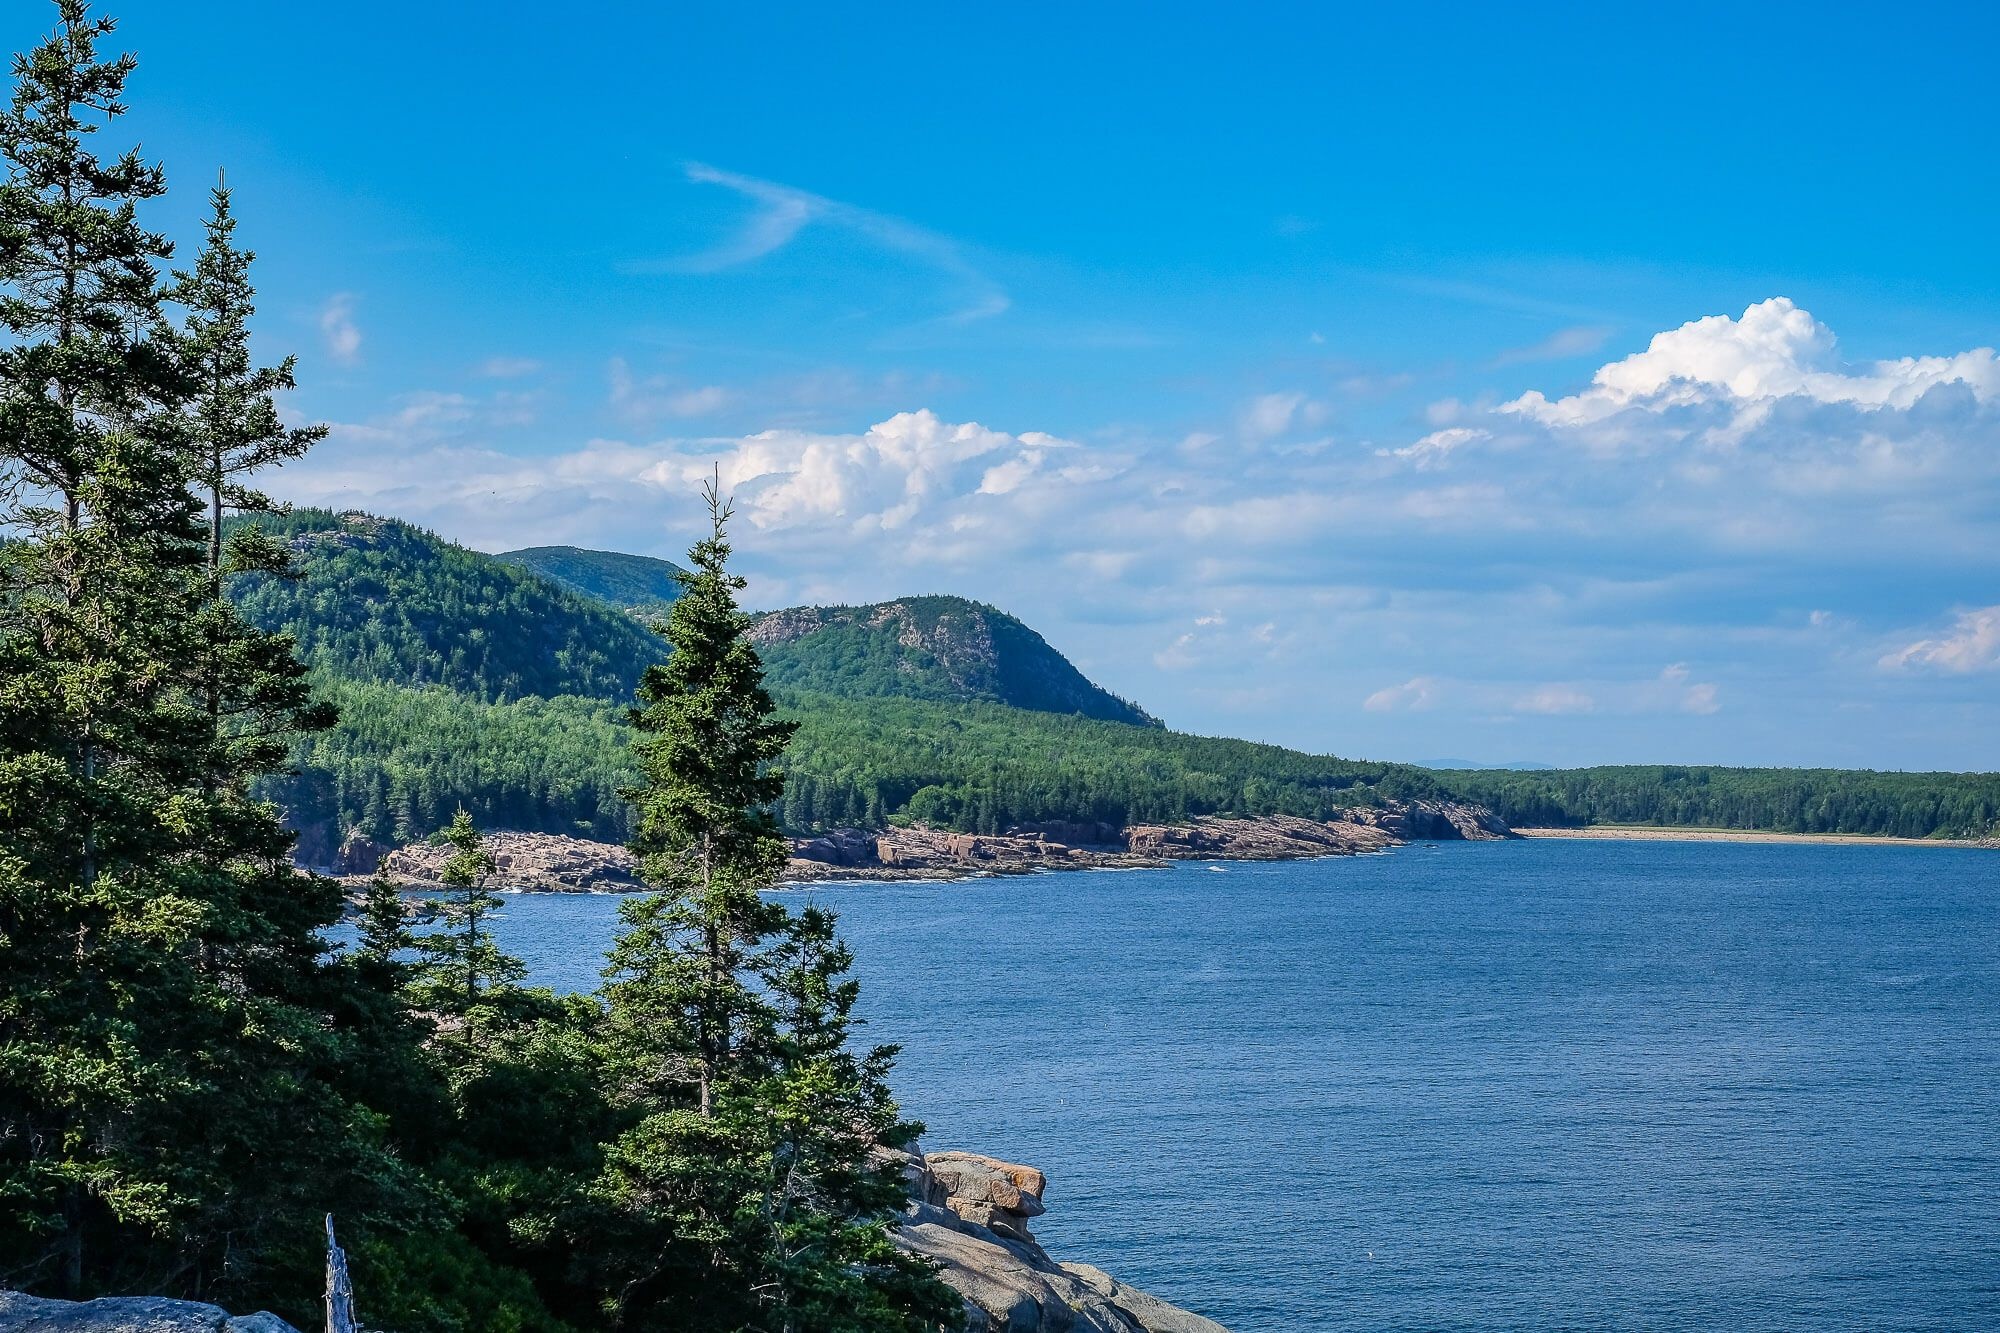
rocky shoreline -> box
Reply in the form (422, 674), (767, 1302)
(317, 799), (1513, 894)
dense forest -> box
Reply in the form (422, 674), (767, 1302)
(497, 543), (687, 613)
(233, 509), (665, 701)
(274, 680), (1453, 858)
(1437, 764), (2000, 840)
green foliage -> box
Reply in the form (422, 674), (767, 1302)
(588, 489), (956, 1331)
(754, 595), (1159, 726)
(0, 4), (411, 1310)
(267, 666), (2000, 849)
(167, 178), (326, 577)
(272, 677), (636, 852)
(495, 544), (686, 616)
(230, 509), (665, 704)
(1432, 764), (2000, 839)
(775, 689), (1436, 833)
(412, 809), (526, 1014)
(0, 10), (955, 1331)
(610, 482), (799, 1119)
(261, 677), (1448, 849)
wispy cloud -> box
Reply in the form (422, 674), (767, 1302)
(1239, 391), (1327, 440)
(632, 163), (1010, 324)
(1881, 606), (2000, 674)
(1492, 324), (1613, 367)
(320, 294), (361, 365)
(607, 358), (734, 423)
(1365, 668), (1717, 718)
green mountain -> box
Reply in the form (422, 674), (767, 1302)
(243, 513), (1345, 856)
(750, 596), (1159, 726)
(496, 544), (688, 614)
(233, 510), (664, 702)
(496, 544), (1156, 726)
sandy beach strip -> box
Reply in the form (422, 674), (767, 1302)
(1514, 826), (1993, 849)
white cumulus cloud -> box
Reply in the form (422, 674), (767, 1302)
(1364, 676), (1440, 712)
(1504, 297), (2000, 426)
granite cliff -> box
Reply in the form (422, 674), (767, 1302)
(891, 1148), (1227, 1333)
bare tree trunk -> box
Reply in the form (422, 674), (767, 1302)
(324, 1215), (357, 1333)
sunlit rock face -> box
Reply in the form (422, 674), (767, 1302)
(887, 1146), (1231, 1333)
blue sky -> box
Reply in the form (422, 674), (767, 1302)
(84, 1), (2000, 768)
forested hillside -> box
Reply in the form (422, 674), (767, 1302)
(273, 681), (1447, 860)
(1437, 764), (2000, 840)
(234, 510), (663, 701)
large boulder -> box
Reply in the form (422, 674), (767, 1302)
(0, 1291), (302, 1331)
(378, 830), (639, 891)
(335, 830), (389, 875)
(926, 1151), (1048, 1241)
(890, 1147), (1228, 1333)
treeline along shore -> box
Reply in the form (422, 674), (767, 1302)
(319, 803), (1516, 895)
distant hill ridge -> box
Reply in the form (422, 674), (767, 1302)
(497, 544), (688, 614)
(228, 512), (1996, 850)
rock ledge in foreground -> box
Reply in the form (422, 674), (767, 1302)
(0, 1291), (301, 1331)
(889, 1147), (1229, 1333)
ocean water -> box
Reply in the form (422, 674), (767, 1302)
(469, 839), (2000, 1332)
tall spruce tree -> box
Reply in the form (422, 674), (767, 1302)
(0, 0), (201, 1294)
(590, 483), (953, 1331)
(411, 808), (524, 1015)
(171, 178), (325, 570)
(606, 478), (796, 1119)
(166, 173), (331, 786)
(0, 4), (408, 1310)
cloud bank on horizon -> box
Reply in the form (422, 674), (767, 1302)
(277, 299), (2000, 771)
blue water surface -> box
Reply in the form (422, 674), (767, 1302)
(463, 839), (2000, 1332)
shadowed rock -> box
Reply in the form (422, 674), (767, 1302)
(0, 1292), (302, 1331)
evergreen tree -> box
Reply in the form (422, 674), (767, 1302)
(0, 0), (204, 1293)
(607, 477), (797, 1119)
(354, 871), (414, 981)
(589, 483), (952, 1331)
(411, 808), (523, 1015)
(0, 5), (407, 1309)
(750, 907), (957, 1333)
(168, 176), (325, 580)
